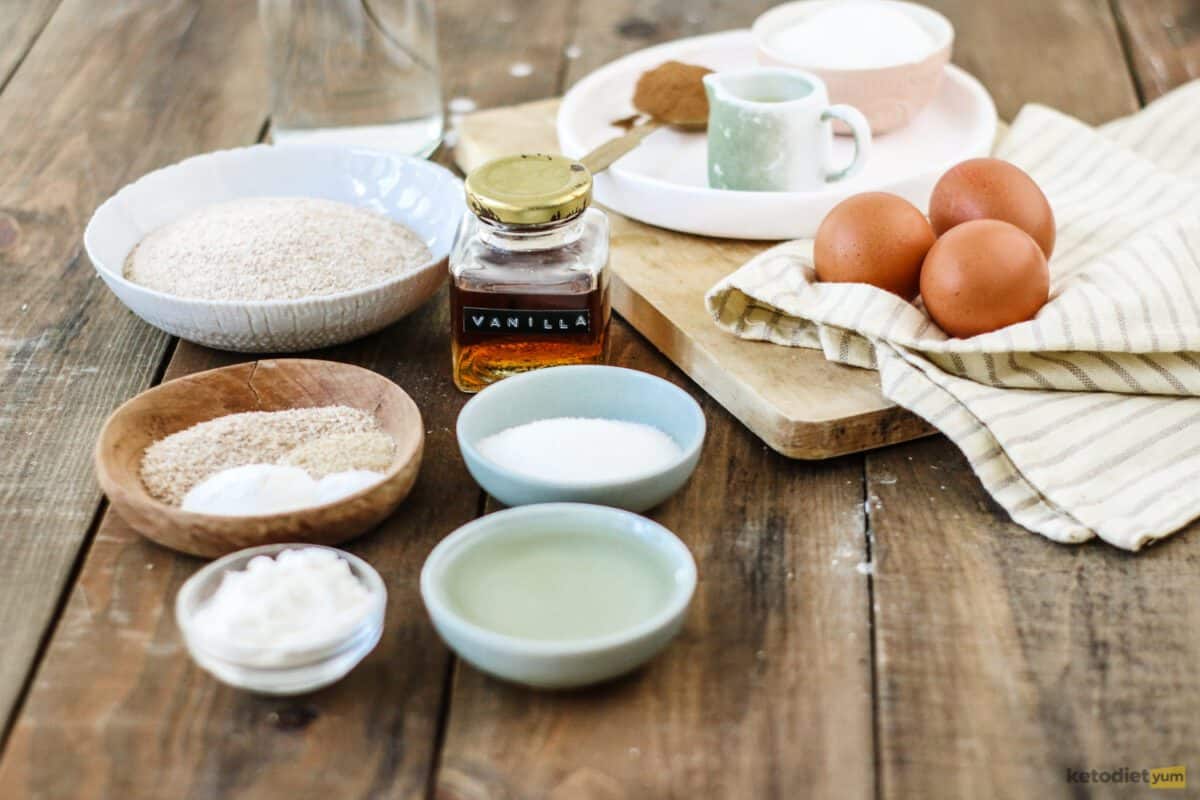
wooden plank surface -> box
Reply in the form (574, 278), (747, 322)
(1113, 0), (1200, 101)
(0, 0), (267, 737)
(925, 0), (1138, 124)
(0, 0), (570, 796)
(868, 2), (1200, 798)
(0, 0), (1197, 798)
(436, 329), (875, 800)
(0, 304), (475, 799)
(0, 0), (59, 90)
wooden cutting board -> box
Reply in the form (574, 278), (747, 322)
(455, 99), (933, 458)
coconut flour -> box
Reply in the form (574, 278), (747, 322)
(123, 197), (431, 301)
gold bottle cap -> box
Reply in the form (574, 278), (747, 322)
(465, 153), (592, 226)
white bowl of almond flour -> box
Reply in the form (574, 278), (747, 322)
(84, 145), (464, 352)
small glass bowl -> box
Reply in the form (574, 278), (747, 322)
(175, 543), (386, 695)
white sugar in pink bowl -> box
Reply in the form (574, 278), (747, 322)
(753, 0), (954, 134)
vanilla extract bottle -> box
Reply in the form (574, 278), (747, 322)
(449, 154), (611, 393)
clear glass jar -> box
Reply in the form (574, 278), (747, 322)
(175, 543), (386, 696)
(259, 0), (443, 156)
(449, 155), (611, 393)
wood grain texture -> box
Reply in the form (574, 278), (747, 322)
(94, 359), (425, 558)
(2, 1), (1194, 798)
(0, 0), (59, 90)
(923, 0), (1139, 124)
(0, 0), (573, 796)
(868, 3), (1200, 798)
(1113, 0), (1200, 101)
(0, 301), (476, 799)
(869, 439), (1200, 799)
(437, 0), (573, 109)
(0, 0), (267, 734)
(436, 323), (875, 800)
(456, 99), (934, 459)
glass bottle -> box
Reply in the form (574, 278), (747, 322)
(449, 154), (611, 393)
(259, 0), (443, 156)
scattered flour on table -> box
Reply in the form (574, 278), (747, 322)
(123, 197), (431, 301)
(140, 406), (395, 505)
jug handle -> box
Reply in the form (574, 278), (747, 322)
(820, 105), (872, 183)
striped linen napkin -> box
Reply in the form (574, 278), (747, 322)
(705, 80), (1200, 551)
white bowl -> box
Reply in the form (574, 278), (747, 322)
(456, 366), (706, 511)
(421, 503), (696, 689)
(753, 0), (954, 134)
(84, 145), (465, 352)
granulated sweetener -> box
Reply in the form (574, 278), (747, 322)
(123, 197), (431, 301)
(476, 417), (682, 484)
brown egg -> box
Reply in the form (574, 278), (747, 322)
(814, 192), (936, 300)
(920, 219), (1049, 338)
(929, 158), (1056, 258)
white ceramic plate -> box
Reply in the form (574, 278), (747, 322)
(85, 145), (464, 353)
(557, 30), (997, 240)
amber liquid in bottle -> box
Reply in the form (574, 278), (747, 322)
(450, 277), (610, 393)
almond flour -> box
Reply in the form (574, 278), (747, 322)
(280, 432), (397, 477)
(123, 197), (432, 301)
(140, 406), (396, 506)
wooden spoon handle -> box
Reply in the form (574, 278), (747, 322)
(579, 120), (663, 175)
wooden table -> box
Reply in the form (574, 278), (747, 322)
(0, 1), (1197, 797)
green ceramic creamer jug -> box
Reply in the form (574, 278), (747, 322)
(704, 67), (872, 192)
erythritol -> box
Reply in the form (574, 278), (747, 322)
(476, 417), (682, 484)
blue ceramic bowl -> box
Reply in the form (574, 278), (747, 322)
(456, 366), (706, 511)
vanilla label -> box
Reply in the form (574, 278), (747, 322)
(463, 307), (591, 335)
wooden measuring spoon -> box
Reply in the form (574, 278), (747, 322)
(580, 61), (711, 174)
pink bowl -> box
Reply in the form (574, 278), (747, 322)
(753, 0), (954, 135)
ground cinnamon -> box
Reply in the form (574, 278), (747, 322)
(631, 60), (712, 127)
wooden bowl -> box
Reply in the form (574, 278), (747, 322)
(95, 359), (424, 558)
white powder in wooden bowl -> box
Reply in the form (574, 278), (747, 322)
(141, 406), (396, 505)
(123, 197), (432, 301)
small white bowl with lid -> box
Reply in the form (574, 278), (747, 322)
(421, 503), (697, 689)
(176, 543), (386, 695)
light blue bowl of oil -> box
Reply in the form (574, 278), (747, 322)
(420, 503), (696, 689)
